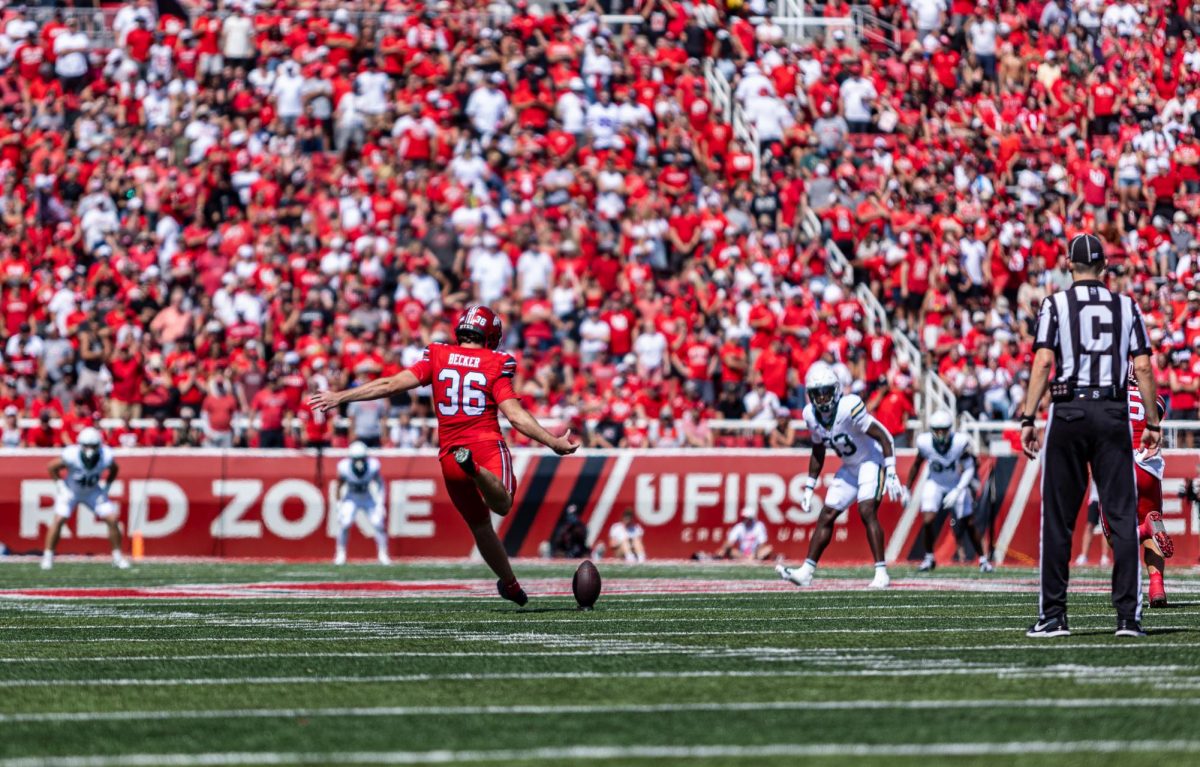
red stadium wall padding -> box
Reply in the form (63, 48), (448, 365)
(993, 452), (1200, 566)
(1, 449), (1196, 563)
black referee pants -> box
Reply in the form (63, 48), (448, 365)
(1040, 399), (1141, 622)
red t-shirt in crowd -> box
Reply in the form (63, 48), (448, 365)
(251, 388), (289, 430)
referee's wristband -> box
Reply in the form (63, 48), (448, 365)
(1020, 414), (1036, 428)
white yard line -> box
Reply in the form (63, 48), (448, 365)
(5, 661), (1198, 688)
(1, 698), (1199, 725)
(4, 740), (1200, 767)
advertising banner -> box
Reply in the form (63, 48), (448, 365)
(1, 449), (1194, 563)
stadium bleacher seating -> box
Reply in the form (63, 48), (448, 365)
(0, 0), (1195, 450)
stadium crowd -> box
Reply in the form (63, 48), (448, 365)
(0, 0), (1197, 450)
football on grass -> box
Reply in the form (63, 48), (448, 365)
(573, 560), (602, 610)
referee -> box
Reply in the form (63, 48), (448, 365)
(1019, 233), (1161, 638)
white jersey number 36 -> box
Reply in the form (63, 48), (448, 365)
(437, 369), (487, 417)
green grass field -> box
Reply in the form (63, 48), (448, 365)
(1, 559), (1199, 766)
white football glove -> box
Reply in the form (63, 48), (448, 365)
(884, 465), (908, 504)
(942, 488), (963, 511)
(800, 476), (817, 513)
(55, 479), (68, 497)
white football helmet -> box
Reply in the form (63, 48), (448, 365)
(78, 427), (103, 467)
(348, 441), (368, 460)
(929, 410), (955, 452)
(806, 366), (841, 422)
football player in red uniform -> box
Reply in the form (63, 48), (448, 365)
(1124, 373), (1174, 608)
(1096, 372), (1174, 607)
(310, 305), (579, 606)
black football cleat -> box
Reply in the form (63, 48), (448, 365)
(454, 447), (477, 477)
(1115, 619), (1147, 638)
(498, 579), (529, 607)
(1026, 615), (1070, 638)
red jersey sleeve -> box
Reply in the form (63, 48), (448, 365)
(492, 353), (518, 404)
(406, 346), (434, 386)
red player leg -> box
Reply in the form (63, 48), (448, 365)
(441, 446), (525, 602)
(1135, 467), (1173, 559)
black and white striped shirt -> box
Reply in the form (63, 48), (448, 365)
(1033, 280), (1150, 388)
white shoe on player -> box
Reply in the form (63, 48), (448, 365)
(40, 553), (52, 571)
(113, 558), (131, 570)
(868, 569), (891, 589)
(777, 562), (813, 587)
(377, 551), (391, 566)
(979, 558), (995, 573)
(334, 549), (347, 566)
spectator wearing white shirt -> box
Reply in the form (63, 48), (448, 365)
(966, 8), (998, 80)
(465, 73), (510, 141)
(579, 308), (611, 365)
(719, 509), (774, 561)
(516, 246), (555, 299)
(272, 62), (306, 131)
(908, 0), (946, 41)
(334, 82), (368, 154)
(734, 62), (774, 107)
(220, 9), (256, 69)
(468, 238), (513, 305)
(608, 510), (646, 563)
(745, 89), (794, 153)
(355, 60), (391, 122)
(743, 379), (782, 423)
(557, 78), (588, 140)
(633, 318), (668, 379)
(1101, 0), (1140, 37)
(53, 18), (90, 93)
(586, 89), (621, 149)
(840, 65), (877, 133)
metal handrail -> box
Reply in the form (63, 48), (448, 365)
(850, 5), (900, 51)
(823, 238), (855, 288)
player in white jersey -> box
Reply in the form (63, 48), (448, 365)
(42, 428), (129, 570)
(334, 441), (391, 565)
(776, 367), (908, 589)
(907, 410), (993, 573)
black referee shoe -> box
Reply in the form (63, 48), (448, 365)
(1026, 615), (1070, 638)
(1115, 619), (1147, 638)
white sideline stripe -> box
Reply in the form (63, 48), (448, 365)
(0, 599), (1046, 616)
(3, 699), (1200, 724)
(3, 624), (1196, 643)
(4, 741), (1200, 767)
(2, 609), (1168, 630)
(994, 458), (1040, 565)
(884, 464), (927, 562)
(586, 452), (634, 546)
(0, 641), (1170, 663)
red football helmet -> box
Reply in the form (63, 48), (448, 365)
(455, 305), (503, 349)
